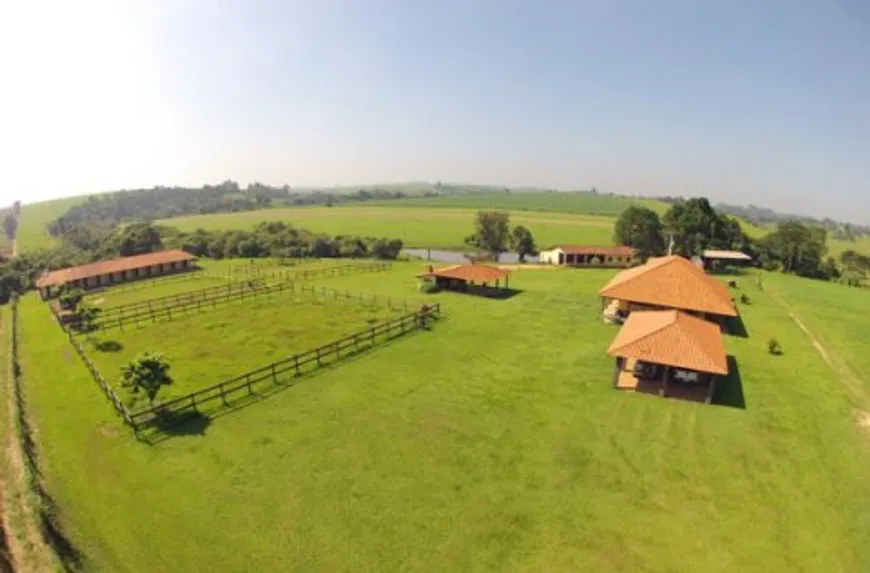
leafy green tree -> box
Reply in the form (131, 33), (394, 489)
(758, 221), (827, 277)
(111, 223), (163, 257)
(509, 225), (538, 263)
(662, 197), (756, 256)
(613, 206), (665, 260)
(370, 238), (404, 259)
(3, 213), (18, 241)
(58, 286), (85, 310)
(121, 352), (173, 405)
(465, 211), (510, 261)
(76, 304), (100, 332)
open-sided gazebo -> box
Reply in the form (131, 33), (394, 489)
(608, 309), (729, 403)
(417, 264), (511, 296)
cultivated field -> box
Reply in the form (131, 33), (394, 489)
(17, 195), (89, 252)
(12, 261), (870, 571)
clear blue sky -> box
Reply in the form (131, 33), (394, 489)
(1, 0), (868, 222)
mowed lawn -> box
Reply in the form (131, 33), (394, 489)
(85, 290), (403, 407)
(159, 206), (619, 250)
(764, 273), (870, 402)
(15, 263), (870, 572)
(17, 195), (90, 251)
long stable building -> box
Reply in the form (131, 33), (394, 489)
(36, 250), (197, 299)
(538, 245), (635, 267)
(599, 255), (736, 403)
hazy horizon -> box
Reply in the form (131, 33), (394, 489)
(2, 1), (868, 223)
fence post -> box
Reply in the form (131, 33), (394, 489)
(247, 373), (254, 395)
(294, 355), (300, 376)
(271, 363), (277, 383)
(316, 347), (322, 366)
(220, 383), (227, 405)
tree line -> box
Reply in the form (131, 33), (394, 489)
(47, 181), (409, 237)
(0, 220), (404, 304)
(614, 197), (860, 284)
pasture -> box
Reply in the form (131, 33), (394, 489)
(160, 206), (621, 250)
(364, 191), (669, 216)
(17, 195), (90, 251)
(85, 287), (405, 407)
(12, 261), (870, 572)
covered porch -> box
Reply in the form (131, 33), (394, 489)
(417, 264), (514, 297)
(607, 309), (729, 404)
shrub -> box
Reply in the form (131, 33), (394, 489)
(418, 280), (439, 294)
(740, 293), (751, 305)
(767, 338), (783, 355)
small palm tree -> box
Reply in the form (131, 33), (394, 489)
(122, 352), (173, 405)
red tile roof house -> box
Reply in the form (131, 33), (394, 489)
(538, 245), (636, 267)
(35, 250), (197, 299)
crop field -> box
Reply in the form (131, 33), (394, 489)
(160, 206), (620, 250)
(11, 261), (870, 572)
(17, 195), (90, 251)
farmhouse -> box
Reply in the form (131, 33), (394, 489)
(538, 245), (635, 267)
(417, 264), (511, 295)
(608, 309), (728, 403)
(36, 249), (197, 299)
(598, 255), (737, 322)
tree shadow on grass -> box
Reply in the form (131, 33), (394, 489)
(94, 340), (123, 352)
(137, 324), (440, 446)
(712, 356), (746, 409)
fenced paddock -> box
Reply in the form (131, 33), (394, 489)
(83, 283), (423, 407)
(64, 302), (441, 435)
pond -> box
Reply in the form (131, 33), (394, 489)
(402, 248), (540, 264)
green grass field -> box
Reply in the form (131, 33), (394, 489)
(14, 263), (870, 571)
(160, 206), (623, 250)
(85, 289), (403, 407)
(17, 195), (89, 252)
(364, 191), (670, 216)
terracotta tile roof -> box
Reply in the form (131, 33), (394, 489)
(702, 250), (753, 261)
(417, 264), (510, 283)
(545, 245), (635, 257)
(607, 310), (729, 375)
(36, 250), (196, 288)
(598, 255), (737, 317)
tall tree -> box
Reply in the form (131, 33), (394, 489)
(613, 206), (665, 260)
(510, 225), (538, 263)
(3, 213), (18, 241)
(662, 197), (730, 256)
(465, 211), (510, 261)
(122, 352), (173, 405)
(758, 221), (827, 276)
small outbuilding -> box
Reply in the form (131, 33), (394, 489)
(36, 249), (197, 299)
(608, 309), (729, 403)
(538, 245), (635, 267)
(417, 264), (511, 296)
(701, 250), (753, 271)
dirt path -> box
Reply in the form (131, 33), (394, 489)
(766, 285), (870, 415)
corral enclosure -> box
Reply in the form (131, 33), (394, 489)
(13, 260), (870, 572)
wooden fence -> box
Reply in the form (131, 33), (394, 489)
(128, 303), (441, 430)
(89, 262), (392, 326)
(89, 279), (415, 333)
(66, 331), (135, 425)
(64, 302), (442, 434)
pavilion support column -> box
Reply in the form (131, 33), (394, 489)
(659, 367), (672, 397)
(705, 375), (717, 404)
(612, 357), (623, 388)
